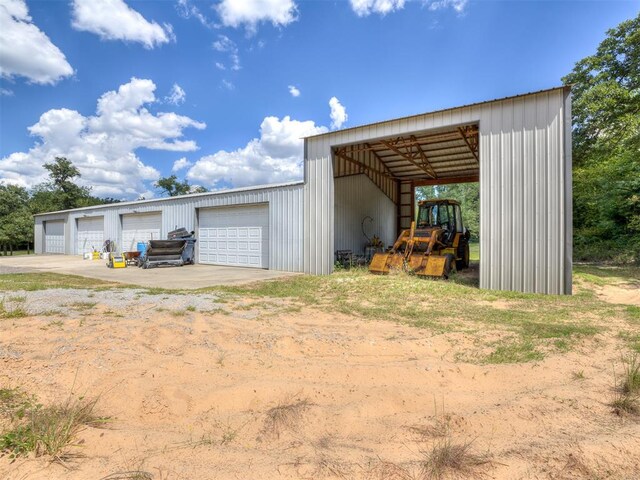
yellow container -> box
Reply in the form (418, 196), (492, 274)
(92, 251), (101, 260)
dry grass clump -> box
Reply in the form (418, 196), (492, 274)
(366, 460), (415, 480)
(611, 353), (640, 416)
(420, 437), (491, 479)
(0, 388), (108, 461)
(262, 396), (313, 439)
(99, 472), (154, 480)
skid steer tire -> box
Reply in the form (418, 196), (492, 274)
(456, 242), (470, 271)
(443, 254), (455, 279)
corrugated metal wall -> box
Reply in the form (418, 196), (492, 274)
(35, 183), (304, 272)
(334, 175), (397, 255)
(304, 87), (572, 294)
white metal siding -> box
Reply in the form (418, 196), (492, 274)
(44, 220), (65, 254)
(35, 183), (304, 272)
(334, 175), (396, 255)
(304, 87), (572, 294)
(199, 204), (269, 268)
(121, 212), (161, 251)
(76, 216), (104, 255)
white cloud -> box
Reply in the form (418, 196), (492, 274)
(350, 0), (405, 17)
(172, 157), (192, 172)
(71, 0), (173, 49)
(221, 79), (234, 90)
(426, 0), (468, 13)
(165, 83), (186, 105)
(329, 97), (347, 129)
(0, 0), (73, 84)
(213, 35), (241, 71)
(288, 85), (300, 97)
(0, 87), (14, 96)
(0, 78), (205, 198)
(187, 116), (327, 189)
(215, 0), (298, 33)
(176, 0), (214, 28)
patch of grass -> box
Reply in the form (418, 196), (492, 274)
(571, 370), (586, 380)
(186, 305), (196, 312)
(485, 340), (543, 364)
(0, 273), (125, 292)
(67, 301), (97, 311)
(618, 331), (640, 353)
(0, 299), (29, 319)
(626, 306), (640, 323)
(262, 397), (313, 439)
(574, 264), (640, 283)
(99, 471), (154, 480)
(420, 437), (491, 479)
(611, 354), (640, 416)
(170, 310), (187, 317)
(0, 391), (108, 460)
(7, 295), (26, 303)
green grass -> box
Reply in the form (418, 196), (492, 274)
(485, 340), (544, 364)
(574, 264), (640, 285)
(0, 300), (29, 319)
(469, 242), (480, 261)
(0, 389), (108, 460)
(0, 273), (125, 292)
(219, 267), (630, 363)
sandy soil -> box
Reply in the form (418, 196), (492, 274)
(1, 286), (639, 479)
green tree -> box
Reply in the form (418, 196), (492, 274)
(562, 13), (640, 262)
(39, 157), (92, 211)
(416, 183), (479, 241)
(0, 185), (32, 255)
(155, 175), (207, 196)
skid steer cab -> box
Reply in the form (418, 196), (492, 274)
(369, 199), (470, 279)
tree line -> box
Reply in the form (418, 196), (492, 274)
(0, 157), (206, 255)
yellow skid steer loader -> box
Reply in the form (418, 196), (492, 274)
(369, 199), (470, 279)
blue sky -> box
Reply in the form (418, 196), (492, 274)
(1, 0), (638, 199)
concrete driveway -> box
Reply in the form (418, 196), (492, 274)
(0, 255), (299, 290)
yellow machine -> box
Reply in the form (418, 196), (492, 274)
(107, 252), (127, 269)
(369, 199), (470, 279)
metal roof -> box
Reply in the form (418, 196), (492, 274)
(305, 85), (569, 140)
(33, 180), (304, 216)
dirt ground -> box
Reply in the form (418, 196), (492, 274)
(1, 270), (639, 479)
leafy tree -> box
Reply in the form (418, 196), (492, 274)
(39, 157), (92, 211)
(0, 185), (32, 255)
(562, 13), (640, 262)
(155, 175), (208, 196)
(416, 183), (479, 241)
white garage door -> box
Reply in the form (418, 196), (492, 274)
(45, 220), (65, 254)
(77, 216), (104, 255)
(198, 204), (269, 268)
(121, 212), (161, 252)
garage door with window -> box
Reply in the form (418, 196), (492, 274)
(198, 204), (269, 268)
(121, 212), (161, 252)
(77, 216), (104, 255)
(44, 220), (65, 254)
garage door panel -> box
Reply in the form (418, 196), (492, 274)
(121, 213), (161, 251)
(45, 220), (65, 254)
(77, 216), (104, 255)
(198, 204), (268, 268)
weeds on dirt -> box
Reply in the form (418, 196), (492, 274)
(611, 354), (640, 416)
(99, 472), (154, 480)
(0, 389), (108, 461)
(67, 301), (97, 311)
(0, 298), (28, 319)
(420, 437), (491, 479)
(263, 397), (313, 439)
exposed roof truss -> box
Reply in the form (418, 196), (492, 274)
(332, 123), (479, 202)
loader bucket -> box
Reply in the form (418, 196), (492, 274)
(369, 252), (404, 274)
(412, 255), (448, 278)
